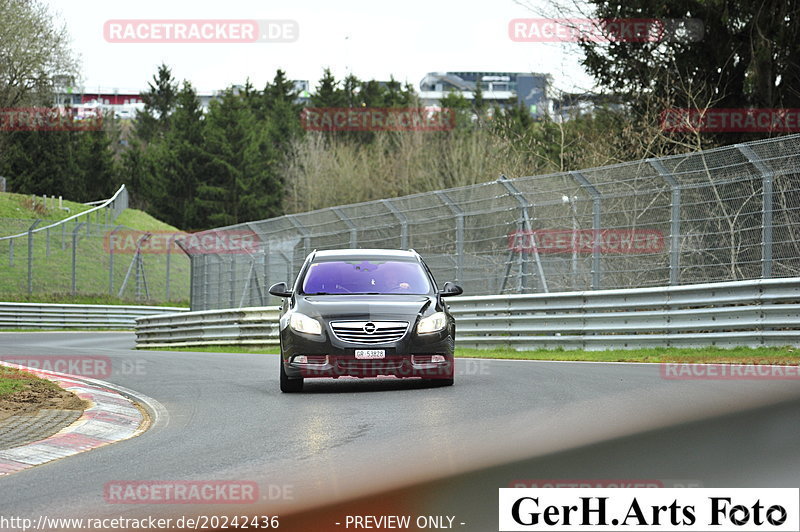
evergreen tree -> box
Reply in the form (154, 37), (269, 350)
(310, 69), (346, 107)
(135, 64), (179, 143)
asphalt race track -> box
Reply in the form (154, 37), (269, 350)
(1, 332), (799, 530)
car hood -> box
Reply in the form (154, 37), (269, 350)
(296, 294), (434, 320)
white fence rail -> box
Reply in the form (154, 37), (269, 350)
(135, 278), (800, 350)
(0, 302), (187, 329)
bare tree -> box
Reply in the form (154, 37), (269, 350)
(0, 0), (79, 108)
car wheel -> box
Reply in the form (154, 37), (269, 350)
(280, 360), (304, 393)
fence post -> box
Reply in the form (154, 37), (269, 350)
(649, 158), (682, 285)
(569, 171), (602, 290)
(27, 219), (42, 295)
(435, 191), (465, 284)
(381, 199), (409, 249)
(229, 253), (236, 309)
(332, 207), (358, 248)
(72, 222), (86, 295)
(9, 239), (13, 267)
(286, 215), (311, 258)
(497, 175), (548, 293)
(736, 144), (774, 279)
(108, 225), (122, 295)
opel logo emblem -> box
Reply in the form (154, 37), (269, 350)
(363, 322), (377, 334)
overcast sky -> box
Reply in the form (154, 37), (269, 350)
(44, 0), (596, 95)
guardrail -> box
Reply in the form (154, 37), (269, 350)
(134, 278), (800, 350)
(0, 184), (128, 243)
(136, 307), (280, 347)
(0, 302), (188, 329)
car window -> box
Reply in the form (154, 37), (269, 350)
(301, 260), (432, 295)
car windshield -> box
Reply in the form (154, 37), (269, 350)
(301, 260), (432, 295)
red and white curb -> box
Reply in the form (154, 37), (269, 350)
(0, 361), (153, 476)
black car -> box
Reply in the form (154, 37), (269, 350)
(268, 249), (463, 392)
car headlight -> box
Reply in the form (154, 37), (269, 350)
(290, 313), (322, 335)
(417, 312), (447, 334)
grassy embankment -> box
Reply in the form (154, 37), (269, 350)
(0, 191), (189, 306)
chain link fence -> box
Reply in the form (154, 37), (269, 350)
(0, 186), (190, 303)
(186, 134), (800, 311)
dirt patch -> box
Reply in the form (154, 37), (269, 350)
(0, 370), (89, 421)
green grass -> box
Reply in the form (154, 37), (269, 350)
(114, 209), (179, 232)
(140, 345), (800, 364)
(0, 191), (92, 225)
(454, 346), (800, 364)
(0, 293), (188, 307)
(145, 345), (281, 354)
(0, 366), (36, 397)
(0, 195), (191, 305)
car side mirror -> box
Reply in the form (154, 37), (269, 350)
(269, 282), (293, 298)
(439, 282), (463, 297)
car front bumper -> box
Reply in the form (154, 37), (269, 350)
(280, 326), (454, 379)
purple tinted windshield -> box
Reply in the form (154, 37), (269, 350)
(302, 260), (432, 294)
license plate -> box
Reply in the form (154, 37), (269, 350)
(355, 349), (385, 359)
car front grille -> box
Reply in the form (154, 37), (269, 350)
(330, 321), (408, 344)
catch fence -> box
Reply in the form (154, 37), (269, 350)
(0, 185), (190, 303)
(185, 134), (800, 311)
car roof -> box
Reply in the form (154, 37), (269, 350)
(310, 249), (418, 261)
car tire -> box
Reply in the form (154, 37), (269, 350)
(280, 360), (304, 393)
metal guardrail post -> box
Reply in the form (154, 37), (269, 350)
(380, 199), (409, 249)
(332, 207), (358, 248)
(435, 191), (465, 283)
(569, 171), (602, 290)
(736, 144), (774, 279)
(497, 175), (548, 293)
(27, 219), (42, 295)
(72, 222), (87, 295)
(649, 158), (682, 285)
